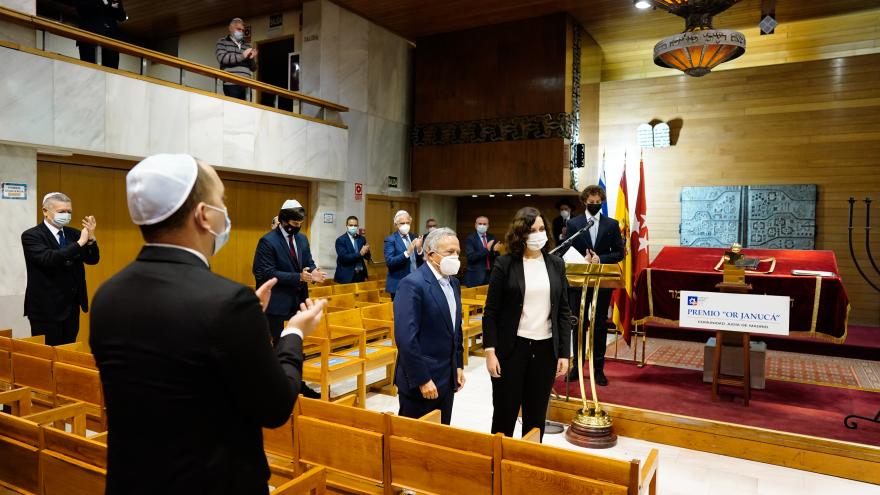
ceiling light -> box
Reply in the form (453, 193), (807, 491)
(525, 193), (532, 197)
(649, 0), (746, 77)
(634, 1), (652, 9)
(488, 194), (495, 198)
(471, 194), (478, 198)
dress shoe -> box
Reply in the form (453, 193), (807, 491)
(566, 367), (580, 382)
(301, 385), (322, 399)
(594, 372), (609, 387)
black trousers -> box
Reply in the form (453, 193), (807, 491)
(266, 315), (286, 344)
(398, 385), (454, 425)
(78, 43), (120, 69)
(28, 308), (80, 346)
(351, 270), (367, 283)
(569, 287), (612, 373)
(223, 84), (247, 100)
(491, 337), (557, 440)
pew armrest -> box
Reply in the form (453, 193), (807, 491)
(270, 466), (326, 495)
(521, 427), (542, 443)
(418, 409), (442, 423)
(640, 448), (659, 495)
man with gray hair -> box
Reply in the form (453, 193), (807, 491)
(216, 17), (257, 100)
(383, 209), (423, 299)
(393, 227), (465, 424)
(21, 192), (99, 345)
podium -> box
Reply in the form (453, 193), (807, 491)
(564, 262), (623, 448)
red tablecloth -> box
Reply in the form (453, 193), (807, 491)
(633, 247), (850, 341)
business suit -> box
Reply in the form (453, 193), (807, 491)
(483, 253), (572, 439)
(334, 233), (369, 283)
(393, 263), (463, 425)
(564, 213), (625, 375)
(75, 0), (126, 69)
(383, 232), (423, 296)
(21, 222), (99, 345)
(463, 230), (498, 287)
(253, 227), (316, 342)
(90, 246), (304, 495)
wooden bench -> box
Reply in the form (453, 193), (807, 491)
(11, 338), (56, 408)
(499, 435), (658, 495)
(53, 361), (106, 432)
(333, 284), (358, 295)
(40, 425), (108, 495)
(309, 285), (333, 299)
(302, 319), (367, 407)
(461, 303), (485, 366)
(0, 335), (12, 389)
(355, 281), (379, 292)
(292, 397), (387, 494)
(326, 309), (397, 396)
(460, 287), (487, 314)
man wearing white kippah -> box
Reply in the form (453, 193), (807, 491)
(21, 191), (99, 345)
(90, 154), (326, 494)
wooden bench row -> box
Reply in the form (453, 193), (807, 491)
(264, 397), (659, 495)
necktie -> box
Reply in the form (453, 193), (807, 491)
(481, 234), (490, 269)
(57, 230), (67, 247)
(288, 233), (300, 268)
(438, 277), (456, 330)
(590, 217), (598, 247)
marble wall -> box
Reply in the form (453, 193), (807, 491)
(0, 145), (36, 336)
(301, 0), (413, 271)
(0, 44), (348, 181)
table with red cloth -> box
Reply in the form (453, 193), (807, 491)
(632, 247), (850, 341)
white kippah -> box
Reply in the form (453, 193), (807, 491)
(126, 154), (199, 226)
(42, 192), (64, 204)
(281, 199), (303, 210)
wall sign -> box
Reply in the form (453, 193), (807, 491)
(323, 212), (335, 224)
(1, 182), (27, 200)
(388, 176), (399, 188)
(269, 13), (283, 31)
(354, 182), (363, 201)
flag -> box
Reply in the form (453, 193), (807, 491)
(598, 150), (608, 216)
(611, 157), (632, 344)
(631, 156), (650, 342)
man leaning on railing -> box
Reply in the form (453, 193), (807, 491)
(74, 0), (127, 70)
(215, 17), (257, 101)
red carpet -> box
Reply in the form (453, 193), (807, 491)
(554, 361), (880, 446)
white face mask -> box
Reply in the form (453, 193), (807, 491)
(53, 212), (72, 226)
(436, 254), (460, 276)
(204, 204), (231, 255)
(560, 210), (571, 220)
(526, 231), (548, 252)
(398, 223), (411, 235)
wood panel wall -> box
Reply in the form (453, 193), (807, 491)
(596, 53), (880, 326)
(412, 14), (572, 192)
(37, 158), (310, 341)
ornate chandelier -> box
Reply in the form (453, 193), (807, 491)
(647, 0), (746, 77)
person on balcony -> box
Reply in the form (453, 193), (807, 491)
(216, 17), (258, 101)
(74, 0), (127, 70)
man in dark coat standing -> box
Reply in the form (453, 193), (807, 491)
(21, 192), (99, 345)
(90, 154), (326, 495)
(74, 0), (127, 69)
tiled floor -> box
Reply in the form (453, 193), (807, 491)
(339, 355), (880, 495)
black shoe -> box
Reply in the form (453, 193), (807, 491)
(301, 384), (322, 399)
(567, 367), (580, 382)
(594, 372), (609, 387)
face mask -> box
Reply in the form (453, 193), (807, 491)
(526, 231), (548, 251)
(560, 210), (571, 220)
(427, 227), (436, 233)
(53, 212), (72, 226)
(347, 226), (358, 236)
(436, 254), (460, 276)
(586, 203), (602, 216)
(398, 223), (411, 235)
(283, 224), (301, 235)
(476, 225), (488, 234)
(204, 205), (231, 255)
(232, 30), (244, 41)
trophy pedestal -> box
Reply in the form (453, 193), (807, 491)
(565, 406), (617, 448)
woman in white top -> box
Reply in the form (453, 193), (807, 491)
(482, 207), (572, 440)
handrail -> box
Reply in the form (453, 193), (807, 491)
(0, 5), (348, 114)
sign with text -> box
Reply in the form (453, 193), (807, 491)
(1, 182), (27, 200)
(354, 182), (363, 201)
(680, 291), (790, 335)
(387, 176), (398, 188)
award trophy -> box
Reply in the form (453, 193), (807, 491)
(564, 262), (623, 448)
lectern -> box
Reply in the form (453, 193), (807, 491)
(564, 262), (623, 448)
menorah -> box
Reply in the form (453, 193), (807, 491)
(843, 196), (879, 431)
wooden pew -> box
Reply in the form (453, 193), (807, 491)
(292, 398), (386, 494)
(459, 287), (487, 314)
(0, 335), (12, 389)
(11, 338), (56, 407)
(499, 435), (659, 495)
(40, 425), (107, 495)
(270, 466), (327, 495)
(326, 309), (397, 396)
(355, 281), (379, 292)
(54, 341), (97, 369)
(354, 289), (383, 306)
(332, 284), (358, 295)
(301, 319), (367, 406)
(461, 303), (484, 366)
(53, 361), (106, 432)
(387, 413), (497, 495)
(309, 285), (333, 299)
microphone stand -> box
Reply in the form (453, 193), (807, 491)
(549, 218), (595, 257)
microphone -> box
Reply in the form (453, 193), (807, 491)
(549, 218), (594, 256)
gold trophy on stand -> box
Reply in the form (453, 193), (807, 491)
(564, 261), (623, 448)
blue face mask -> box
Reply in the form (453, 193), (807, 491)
(53, 212), (72, 226)
(204, 204), (231, 255)
(476, 225), (488, 234)
(347, 226), (358, 236)
(232, 30), (244, 41)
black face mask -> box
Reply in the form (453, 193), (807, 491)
(283, 224), (301, 235)
(586, 203), (602, 216)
